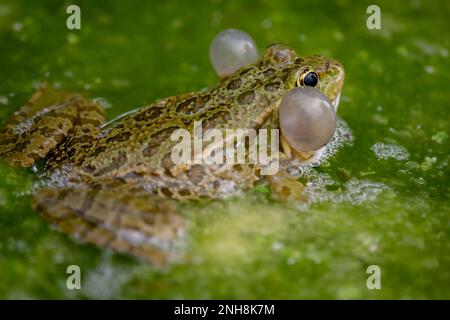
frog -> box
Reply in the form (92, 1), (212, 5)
(0, 44), (344, 265)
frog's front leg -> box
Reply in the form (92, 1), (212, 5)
(32, 185), (185, 266)
(268, 170), (307, 202)
(0, 82), (105, 168)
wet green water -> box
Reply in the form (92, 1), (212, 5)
(0, 0), (449, 299)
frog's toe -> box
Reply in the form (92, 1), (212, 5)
(32, 187), (185, 266)
(268, 171), (307, 202)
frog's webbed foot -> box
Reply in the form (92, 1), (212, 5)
(32, 186), (186, 266)
(268, 170), (307, 202)
(0, 82), (105, 168)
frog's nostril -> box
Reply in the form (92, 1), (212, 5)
(210, 29), (259, 79)
(279, 87), (336, 152)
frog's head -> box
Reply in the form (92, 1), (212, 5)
(260, 44), (345, 160)
(262, 44), (344, 109)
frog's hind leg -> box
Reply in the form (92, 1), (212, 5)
(0, 82), (105, 168)
(32, 186), (186, 266)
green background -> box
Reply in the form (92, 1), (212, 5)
(0, 0), (449, 299)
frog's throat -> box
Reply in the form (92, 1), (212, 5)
(275, 98), (307, 161)
(277, 92), (341, 162)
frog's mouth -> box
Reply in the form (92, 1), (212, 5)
(331, 92), (341, 111)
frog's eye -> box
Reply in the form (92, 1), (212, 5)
(297, 71), (319, 87)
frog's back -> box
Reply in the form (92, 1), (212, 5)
(75, 58), (293, 179)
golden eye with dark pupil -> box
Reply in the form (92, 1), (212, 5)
(302, 71), (318, 87)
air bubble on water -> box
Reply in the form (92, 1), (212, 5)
(413, 39), (439, 56)
(356, 233), (380, 253)
(93, 97), (112, 109)
(111, 78), (130, 88)
(372, 114), (388, 125)
(287, 257), (297, 265)
(32, 80), (43, 90)
(297, 174), (390, 209)
(83, 253), (133, 299)
(0, 95), (8, 105)
(424, 65), (435, 74)
(7, 238), (28, 253)
(261, 19), (272, 29)
(11, 21), (23, 32)
(369, 243), (378, 252)
(419, 156), (437, 171)
(116, 227), (184, 254)
(341, 178), (389, 204)
(64, 70), (74, 78)
(410, 176), (426, 186)
(371, 142), (409, 160)
(271, 241), (284, 251)
(30, 164), (39, 173)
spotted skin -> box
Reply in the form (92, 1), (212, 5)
(0, 44), (344, 264)
(33, 185), (184, 266)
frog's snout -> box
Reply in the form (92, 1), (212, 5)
(323, 60), (345, 106)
